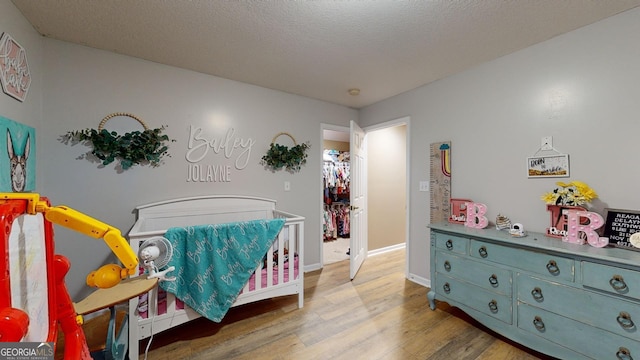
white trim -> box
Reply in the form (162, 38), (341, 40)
(304, 263), (322, 272)
(363, 116), (408, 132)
(320, 123), (350, 269)
(368, 242), (405, 257)
(408, 273), (430, 288)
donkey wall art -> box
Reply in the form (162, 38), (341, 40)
(0, 116), (35, 192)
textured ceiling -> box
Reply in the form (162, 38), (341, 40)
(11, 0), (640, 109)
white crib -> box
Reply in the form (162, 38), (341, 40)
(126, 195), (304, 359)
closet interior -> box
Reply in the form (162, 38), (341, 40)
(323, 149), (351, 241)
(322, 134), (351, 264)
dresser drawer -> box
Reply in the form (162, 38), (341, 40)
(583, 261), (640, 301)
(518, 303), (640, 360)
(434, 232), (468, 255)
(470, 240), (574, 282)
(435, 274), (512, 324)
(436, 251), (512, 295)
(518, 274), (640, 340)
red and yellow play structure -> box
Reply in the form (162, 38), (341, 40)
(0, 193), (141, 359)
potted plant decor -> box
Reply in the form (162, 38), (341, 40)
(63, 112), (174, 170)
(541, 180), (598, 238)
(541, 180), (598, 207)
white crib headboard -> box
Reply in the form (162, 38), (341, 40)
(128, 195), (279, 238)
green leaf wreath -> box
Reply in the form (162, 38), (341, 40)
(62, 112), (175, 170)
(261, 132), (310, 172)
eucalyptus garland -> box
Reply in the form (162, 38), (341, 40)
(63, 113), (174, 170)
(261, 134), (310, 172)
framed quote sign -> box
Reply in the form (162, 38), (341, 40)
(0, 32), (31, 102)
(527, 154), (569, 178)
(602, 208), (640, 250)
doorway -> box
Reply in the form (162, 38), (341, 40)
(365, 123), (407, 259)
(322, 127), (351, 265)
(320, 119), (409, 272)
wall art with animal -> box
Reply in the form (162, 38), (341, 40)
(0, 115), (35, 192)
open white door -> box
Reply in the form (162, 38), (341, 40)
(349, 120), (367, 279)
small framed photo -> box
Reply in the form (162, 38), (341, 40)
(527, 154), (569, 178)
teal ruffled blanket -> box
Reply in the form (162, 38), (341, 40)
(159, 218), (285, 322)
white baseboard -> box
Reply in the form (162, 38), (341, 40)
(408, 273), (430, 288)
(368, 242), (405, 257)
(304, 263), (322, 272)
(307, 243), (419, 278)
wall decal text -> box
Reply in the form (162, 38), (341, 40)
(185, 126), (255, 182)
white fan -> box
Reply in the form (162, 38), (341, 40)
(138, 236), (175, 281)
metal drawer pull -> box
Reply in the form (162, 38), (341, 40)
(444, 260), (451, 271)
(478, 246), (488, 258)
(617, 311), (635, 329)
(443, 282), (451, 294)
(488, 299), (498, 312)
(445, 239), (453, 250)
(610, 275), (628, 291)
(531, 287), (544, 301)
(546, 260), (559, 275)
(616, 347), (632, 360)
(533, 316), (545, 331)
(488, 274), (498, 286)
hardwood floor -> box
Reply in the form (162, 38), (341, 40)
(139, 249), (553, 360)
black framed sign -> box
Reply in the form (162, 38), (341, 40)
(603, 208), (640, 249)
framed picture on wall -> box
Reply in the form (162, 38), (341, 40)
(527, 154), (569, 178)
(0, 116), (35, 192)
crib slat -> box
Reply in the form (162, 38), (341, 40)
(262, 245), (270, 290)
(288, 225), (298, 281)
(277, 229), (283, 286)
(268, 235), (275, 288)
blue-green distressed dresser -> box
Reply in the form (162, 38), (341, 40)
(429, 222), (640, 360)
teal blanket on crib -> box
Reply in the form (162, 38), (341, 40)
(159, 218), (285, 322)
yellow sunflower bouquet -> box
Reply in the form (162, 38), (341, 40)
(541, 181), (598, 206)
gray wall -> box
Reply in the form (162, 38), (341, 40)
(0, 1), (42, 138)
(36, 41), (356, 299)
(1, 0), (357, 301)
(359, 7), (640, 286)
